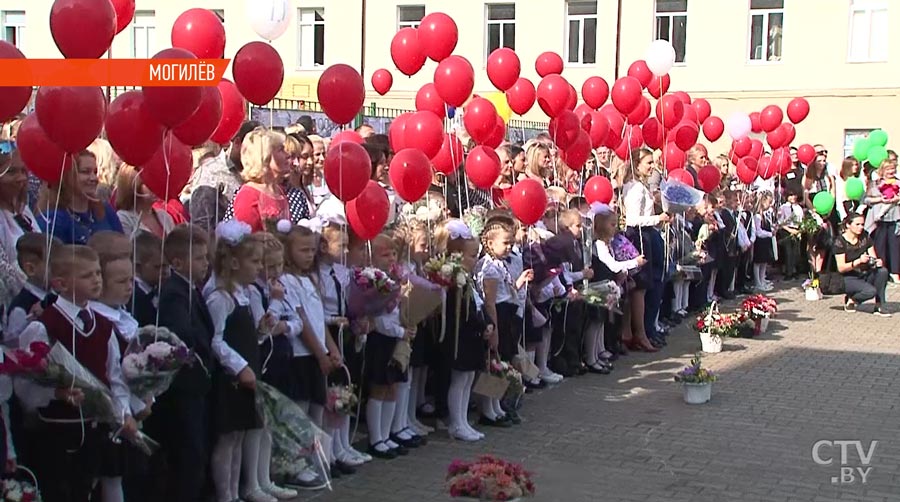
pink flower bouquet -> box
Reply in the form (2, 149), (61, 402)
(346, 266), (402, 318)
(447, 455), (535, 501)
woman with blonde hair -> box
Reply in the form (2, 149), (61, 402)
(88, 138), (121, 202)
(523, 142), (552, 184)
(114, 164), (176, 238)
(231, 127), (291, 232)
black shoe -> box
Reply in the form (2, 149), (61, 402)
(575, 364), (588, 376)
(587, 363), (611, 374)
(478, 415), (513, 428)
(389, 432), (422, 448)
(330, 464), (342, 479)
(287, 475), (328, 491)
(388, 442), (409, 456)
(504, 410), (522, 425)
(524, 379), (546, 390)
(367, 442), (398, 460)
(335, 460), (357, 475)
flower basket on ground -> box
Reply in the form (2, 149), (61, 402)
(674, 353), (718, 405)
(741, 294), (778, 335)
(802, 277), (822, 301)
(447, 455), (535, 501)
(693, 303), (740, 353)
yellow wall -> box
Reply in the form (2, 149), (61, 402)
(1, 0), (895, 157)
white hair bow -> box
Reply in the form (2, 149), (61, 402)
(216, 220), (252, 245)
(589, 202), (613, 217)
(297, 217), (325, 234)
(447, 219), (473, 240)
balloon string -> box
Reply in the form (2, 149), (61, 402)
(43, 154), (70, 290)
(154, 131), (172, 332)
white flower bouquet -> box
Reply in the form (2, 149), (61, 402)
(423, 253), (468, 289)
(121, 326), (194, 401)
(347, 266), (401, 318)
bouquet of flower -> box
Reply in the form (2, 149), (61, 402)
(490, 359), (524, 401)
(610, 233), (640, 262)
(798, 213), (822, 238)
(580, 280), (623, 312)
(694, 311), (741, 338)
(121, 326), (193, 401)
(660, 179), (704, 214)
(423, 253), (468, 288)
(463, 206), (489, 238)
(399, 198), (445, 224)
(1, 474), (40, 502)
(346, 266), (401, 318)
(447, 455), (535, 501)
(741, 294), (777, 320)
(674, 353), (718, 384)
(325, 383), (359, 416)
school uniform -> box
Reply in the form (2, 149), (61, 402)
(250, 278), (301, 399)
(365, 302), (408, 385)
(287, 274), (329, 405)
(715, 208), (739, 297)
(17, 297), (132, 502)
(318, 262), (360, 385)
(754, 210), (777, 264)
(206, 286), (263, 434)
(475, 256), (521, 362)
(129, 278), (158, 327)
(443, 284), (488, 372)
(4, 282), (47, 346)
(735, 210), (755, 293)
(543, 232), (588, 371)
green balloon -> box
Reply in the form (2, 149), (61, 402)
(813, 192), (835, 215)
(853, 138), (872, 162)
(869, 129), (889, 147)
(845, 177), (865, 201)
(868, 145), (889, 168)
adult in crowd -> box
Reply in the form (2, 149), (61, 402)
(0, 148), (41, 264)
(522, 142), (552, 185)
(684, 144), (708, 187)
(38, 150), (123, 244)
(510, 145), (526, 181)
(232, 128), (290, 232)
(88, 138), (121, 203)
(284, 133), (317, 222)
(833, 212), (890, 316)
(864, 156), (900, 282)
(115, 164), (176, 238)
(228, 120), (262, 181)
(835, 156), (861, 220)
(356, 123), (376, 138)
(188, 142), (234, 235)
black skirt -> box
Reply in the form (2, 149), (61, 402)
(523, 301), (546, 345)
(330, 325), (362, 387)
(625, 226), (654, 290)
(364, 332), (407, 385)
(292, 355), (327, 405)
(753, 237), (775, 264)
(212, 369), (263, 434)
(495, 302), (522, 362)
(410, 317), (436, 368)
(260, 336), (298, 400)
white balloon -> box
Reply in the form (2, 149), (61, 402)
(645, 39), (676, 77)
(247, 0), (292, 41)
(725, 112), (752, 140)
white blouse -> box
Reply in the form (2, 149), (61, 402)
(476, 257), (516, 306)
(0, 206), (40, 267)
(290, 274), (328, 357)
(248, 278), (304, 344)
(205, 285), (252, 376)
(89, 301), (139, 342)
(3, 281), (47, 346)
(594, 240), (639, 274)
(622, 181), (661, 228)
(374, 304), (405, 339)
(317, 261), (349, 319)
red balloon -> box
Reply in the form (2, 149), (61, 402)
(233, 42), (284, 106)
(110, 0), (135, 34)
(668, 168), (694, 187)
(506, 78), (536, 116)
(574, 103), (592, 127)
(141, 135), (192, 200)
(507, 179), (547, 225)
(647, 74), (670, 99)
(417, 12), (458, 62)
(548, 110), (580, 150)
(563, 130), (592, 168)
(627, 60), (653, 88)
(693, 99), (711, 124)
(464, 98), (498, 144)
(736, 157), (758, 184)
(672, 91), (692, 105)
(613, 140), (630, 161)
(797, 144), (816, 165)
(35, 86), (106, 154)
(787, 97), (810, 124)
(487, 47), (520, 91)
(536, 74), (570, 118)
(107, 91), (165, 165)
(331, 130), (365, 147)
(210, 79), (246, 144)
(766, 125), (787, 149)
(611, 76), (642, 114)
(482, 115), (506, 149)
(702, 116), (724, 142)
(681, 105), (698, 125)
(434, 55), (474, 107)
(318, 64), (364, 125)
(584, 175), (613, 205)
(668, 120), (699, 151)
(642, 117), (665, 150)
(324, 141), (371, 202)
(466, 146), (501, 190)
(749, 111), (762, 133)
(404, 111), (444, 159)
(624, 124), (644, 150)
(371, 69), (393, 96)
(588, 111), (610, 148)
(777, 122), (796, 147)
(627, 97), (651, 125)
(17, 114), (71, 183)
(772, 148), (792, 174)
(655, 95), (684, 129)
(0, 42), (32, 122)
(749, 138), (764, 160)
(347, 181), (390, 240)
(143, 48), (202, 128)
(390, 28), (426, 76)
(415, 83), (446, 119)
(733, 137), (752, 157)
(171, 8), (225, 59)
(582, 77), (609, 109)
(759, 105), (783, 133)
(50, 0), (116, 58)
(697, 165), (722, 193)
(535, 52), (563, 77)
(758, 155), (777, 180)
(602, 108), (625, 148)
(389, 148), (432, 202)
(388, 113), (413, 152)
(564, 83), (578, 112)
(432, 133), (464, 175)
(173, 86), (222, 147)
(661, 142), (686, 171)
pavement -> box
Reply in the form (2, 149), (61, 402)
(291, 282), (900, 502)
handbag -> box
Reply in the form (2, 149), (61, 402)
(818, 272), (845, 295)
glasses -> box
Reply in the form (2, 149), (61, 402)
(0, 140), (15, 155)
(816, 150), (828, 156)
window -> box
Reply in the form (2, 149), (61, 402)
(849, 0), (887, 62)
(565, 1), (597, 64)
(655, 0), (687, 63)
(212, 9), (224, 22)
(1, 11), (25, 50)
(297, 8), (325, 68)
(844, 129), (875, 159)
(749, 0), (783, 61)
(131, 11), (156, 58)
(485, 4), (515, 56)
(397, 5), (425, 30)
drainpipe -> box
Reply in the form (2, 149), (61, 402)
(614, 0), (623, 79)
(356, 0), (367, 128)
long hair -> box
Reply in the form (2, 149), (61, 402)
(213, 232), (265, 292)
(37, 150), (105, 219)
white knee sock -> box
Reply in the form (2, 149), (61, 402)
(448, 370), (466, 432)
(100, 476), (124, 502)
(366, 399), (384, 446)
(491, 398), (505, 417)
(230, 432), (244, 500)
(380, 400), (397, 443)
(212, 432), (239, 502)
(681, 282), (691, 311)
(761, 264), (768, 283)
(753, 264), (762, 288)
(583, 322), (599, 365)
(463, 372), (479, 434)
(340, 416), (353, 452)
(674, 280), (685, 311)
(241, 429), (263, 495)
(708, 270), (718, 300)
(480, 395), (498, 420)
(536, 326), (551, 373)
(258, 429), (274, 489)
(391, 381), (410, 434)
(407, 368), (420, 426)
(331, 424), (345, 460)
(595, 322), (606, 359)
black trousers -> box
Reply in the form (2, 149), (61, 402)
(873, 223), (900, 275)
(35, 421), (111, 502)
(735, 250), (753, 291)
(716, 255), (737, 296)
(144, 391), (211, 502)
(844, 268), (889, 305)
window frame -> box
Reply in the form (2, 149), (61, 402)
(653, 0), (688, 65)
(397, 5), (425, 30)
(847, 0), (888, 63)
(297, 7), (326, 69)
(844, 129), (876, 160)
(747, 0), (784, 64)
(130, 11), (156, 59)
(1, 11), (26, 51)
(564, 1), (598, 66)
(484, 3), (516, 59)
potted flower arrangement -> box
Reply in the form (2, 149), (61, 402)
(741, 294), (778, 335)
(693, 304), (740, 353)
(447, 455), (535, 501)
(674, 353), (718, 405)
(802, 276), (822, 301)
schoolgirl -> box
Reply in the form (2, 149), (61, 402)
(753, 192), (777, 291)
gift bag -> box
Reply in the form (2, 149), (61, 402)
(391, 338), (412, 373)
(511, 344), (540, 382)
(399, 276), (444, 329)
(472, 371), (510, 399)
